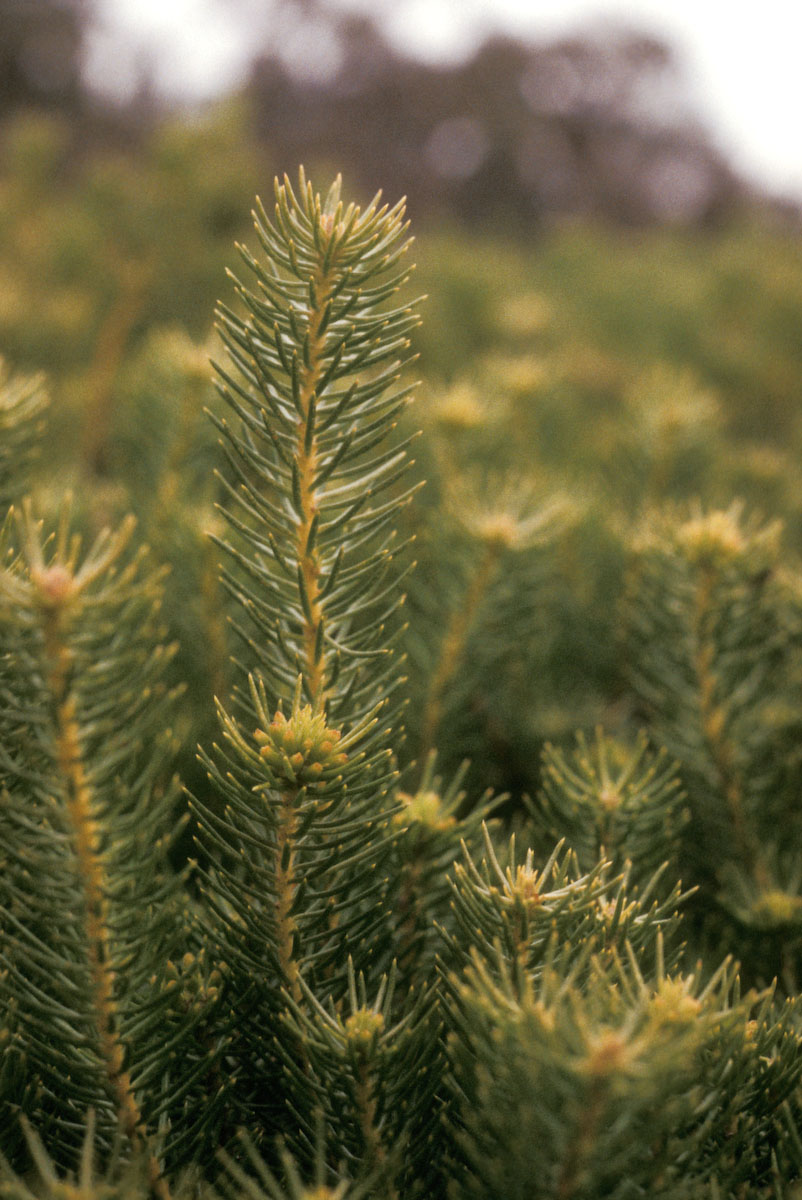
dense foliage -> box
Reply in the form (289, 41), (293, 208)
(3, 135), (802, 1197)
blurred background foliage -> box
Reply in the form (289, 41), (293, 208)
(4, 0), (802, 948)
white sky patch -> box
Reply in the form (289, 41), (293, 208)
(86, 0), (249, 101)
(85, 0), (802, 200)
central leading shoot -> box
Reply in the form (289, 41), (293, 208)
(193, 173), (430, 1182)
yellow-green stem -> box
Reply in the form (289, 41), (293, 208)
(200, 532), (230, 705)
(511, 909), (530, 997)
(270, 248), (341, 1021)
(555, 1076), (606, 1199)
(275, 787), (302, 1004)
(40, 592), (170, 1200)
(355, 1061), (397, 1199)
(152, 372), (208, 517)
(693, 568), (765, 884)
(42, 607), (136, 1133)
(295, 260), (335, 706)
(81, 256), (153, 476)
(420, 541), (502, 764)
(396, 858), (424, 980)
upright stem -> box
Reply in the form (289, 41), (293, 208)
(55, 691), (141, 1139)
(275, 787), (302, 1005)
(420, 541), (501, 764)
(396, 858), (425, 983)
(38, 582), (169, 1199)
(692, 568), (765, 883)
(272, 249), (336, 999)
(81, 256), (153, 476)
(152, 371), (208, 516)
(200, 530), (229, 704)
(295, 262), (334, 706)
(355, 1061), (397, 1199)
(555, 1075), (606, 1198)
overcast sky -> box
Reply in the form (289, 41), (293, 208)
(86, 0), (802, 200)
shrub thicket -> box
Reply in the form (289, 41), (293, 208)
(3, 162), (802, 1197)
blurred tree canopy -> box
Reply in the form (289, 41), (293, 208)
(245, 10), (748, 226)
(0, 0), (777, 229)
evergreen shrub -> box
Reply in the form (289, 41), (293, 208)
(2, 171), (802, 1199)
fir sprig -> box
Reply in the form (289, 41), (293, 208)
(625, 504), (802, 974)
(0, 502), (219, 1179)
(441, 828), (687, 992)
(191, 170), (423, 1168)
(4, 166), (802, 1199)
(537, 729), (689, 880)
(448, 948), (802, 1198)
(212, 169), (419, 728)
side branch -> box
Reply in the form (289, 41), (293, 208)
(692, 568), (765, 882)
(275, 788), (302, 1005)
(34, 566), (170, 1198)
(38, 586), (143, 1144)
(420, 541), (502, 763)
